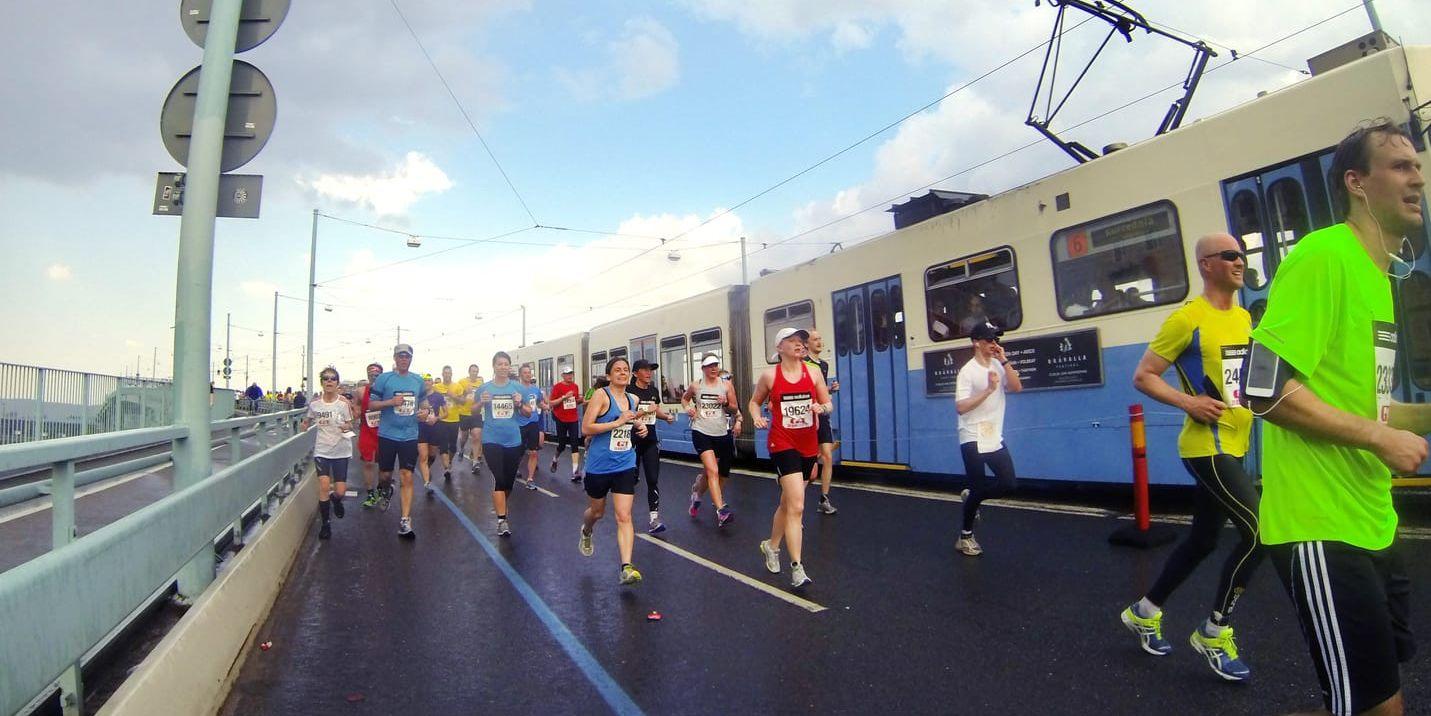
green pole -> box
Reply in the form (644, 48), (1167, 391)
(170, 0), (243, 599)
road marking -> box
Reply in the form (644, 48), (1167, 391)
(636, 534), (827, 614)
(435, 488), (643, 716)
(530, 483), (560, 498)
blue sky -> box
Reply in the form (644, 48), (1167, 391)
(2, 0), (1427, 390)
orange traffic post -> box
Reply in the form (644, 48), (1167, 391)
(1109, 403), (1176, 548)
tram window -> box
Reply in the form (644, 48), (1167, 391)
(1229, 190), (1268, 289)
(590, 350), (607, 374)
(1402, 271), (1431, 390)
(538, 358), (554, 388)
(834, 298), (850, 357)
(690, 327), (722, 386)
(608, 347), (628, 362)
(924, 247), (1022, 342)
(629, 334), (657, 366)
(559, 354), (575, 380)
(871, 289), (890, 351)
(764, 300), (815, 364)
(849, 294), (867, 355)
(1051, 201), (1189, 320)
(891, 284), (906, 348)
(1267, 179), (1311, 260)
(659, 335), (688, 402)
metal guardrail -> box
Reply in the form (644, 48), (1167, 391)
(0, 408), (311, 715)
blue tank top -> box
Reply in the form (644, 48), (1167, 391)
(585, 388), (637, 475)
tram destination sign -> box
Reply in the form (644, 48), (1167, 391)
(923, 328), (1103, 395)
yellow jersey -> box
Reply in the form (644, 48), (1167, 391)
(435, 381), (465, 423)
(1148, 296), (1252, 458)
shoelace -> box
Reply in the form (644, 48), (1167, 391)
(1206, 627), (1239, 660)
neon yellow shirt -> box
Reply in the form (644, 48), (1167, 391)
(434, 381), (465, 423)
(1147, 296), (1253, 458)
(1251, 224), (1398, 550)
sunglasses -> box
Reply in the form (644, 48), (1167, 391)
(1202, 250), (1246, 262)
(321, 375), (339, 382)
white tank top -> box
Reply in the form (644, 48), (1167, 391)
(691, 378), (729, 437)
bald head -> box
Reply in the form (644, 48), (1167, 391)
(1194, 232), (1245, 294)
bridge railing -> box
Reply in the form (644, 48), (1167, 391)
(0, 408), (312, 716)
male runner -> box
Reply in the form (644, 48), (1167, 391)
(1248, 120), (1429, 716)
(302, 367), (355, 539)
(517, 364), (548, 490)
(1120, 232), (1261, 681)
(684, 353), (740, 527)
(463, 363), (486, 472)
(549, 365), (584, 480)
(630, 359), (677, 534)
(416, 374), (445, 495)
(954, 322), (1023, 557)
(357, 363), (384, 508)
(368, 344), (427, 539)
(435, 365), (464, 481)
(472, 352), (531, 537)
(804, 330), (839, 515)
(578, 357), (649, 585)
(752, 328), (832, 588)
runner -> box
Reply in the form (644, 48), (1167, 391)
(751, 328), (831, 588)
(416, 374), (446, 496)
(683, 353), (740, 527)
(1248, 120), (1428, 716)
(455, 364), (481, 465)
(463, 364), (486, 472)
(357, 362), (384, 508)
(517, 364), (548, 491)
(549, 365), (584, 481)
(367, 344), (427, 539)
(630, 359), (677, 534)
(953, 322), (1023, 557)
(472, 352), (530, 537)
(1120, 232), (1262, 681)
(804, 330), (839, 515)
(577, 356), (648, 586)
(301, 367), (354, 540)
(434, 365), (464, 481)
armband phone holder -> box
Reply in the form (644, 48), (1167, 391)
(1242, 340), (1290, 403)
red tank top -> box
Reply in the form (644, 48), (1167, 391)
(359, 386), (380, 437)
(768, 362), (818, 457)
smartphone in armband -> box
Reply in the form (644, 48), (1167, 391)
(1242, 340), (1288, 402)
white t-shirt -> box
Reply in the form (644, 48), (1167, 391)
(307, 396), (355, 460)
(955, 356), (1006, 453)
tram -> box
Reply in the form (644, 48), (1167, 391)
(510, 45), (1431, 487)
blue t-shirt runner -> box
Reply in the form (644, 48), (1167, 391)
(474, 380), (526, 448)
(371, 370), (426, 442)
(518, 383), (544, 427)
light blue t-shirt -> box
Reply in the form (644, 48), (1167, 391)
(518, 384), (544, 427)
(474, 380), (525, 448)
(371, 370), (426, 441)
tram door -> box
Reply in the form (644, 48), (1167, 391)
(832, 276), (909, 465)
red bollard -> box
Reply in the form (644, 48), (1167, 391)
(1110, 403), (1176, 548)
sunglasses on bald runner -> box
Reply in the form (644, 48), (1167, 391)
(1202, 250), (1245, 262)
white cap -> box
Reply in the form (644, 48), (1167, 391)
(701, 354), (721, 367)
(774, 327), (809, 344)
(561, 365), (574, 374)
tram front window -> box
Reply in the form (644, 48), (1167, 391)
(1230, 190), (1268, 289)
(1052, 201), (1189, 320)
(1267, 178), (1311, 260)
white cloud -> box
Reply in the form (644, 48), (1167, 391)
(303, 152), (454, 217)
(830, 21), (873, 52)
(45, 263), (72, 280)
(557, 16), (681, 102)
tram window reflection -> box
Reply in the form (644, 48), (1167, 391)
(924, 246), (1022, 342)
(1267, 178), (1311, 260)
(1051, 201), (1189, 320)
(659, 335), (688, 402)
(1230, 189), (1268, 290)
(763, 300), (815, 363)
(1401, 271), (1431, 390)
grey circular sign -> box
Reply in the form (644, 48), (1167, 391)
(159, 60), (278, 173)
(180, 0), (291, 53)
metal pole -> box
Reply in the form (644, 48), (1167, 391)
(740, 236), (748, 286)
(80, 373), (90, 436)
(1364, 0), (1383, 33)
(397, 324), (401, 343)
(272, 290), (279, 393)
(51, 458), (81, 715)
(306, 209), (318, 397)
(152, 347), (158, 380)
(225, 311), (232, 389)
(245, 354), (249, 385)
(171, 0), (243, 599)
(33, 368), (45, 442)
(521, 305), (526, 347)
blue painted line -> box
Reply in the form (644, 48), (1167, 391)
(433, 488), (644, 716)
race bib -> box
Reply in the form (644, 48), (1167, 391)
(1374, 322), (1397, 424)
(365, 411), (381, 428)
(780, 392), (814, 430)
(610, 424), (633, 452)
(317, 415), (334, 427)
(527, 395), (541, 415)
(1220, 344), (1248, 404)
(491, 395), (515, 420)
(975, 421), (1001, 454)
(638, 399), (658, 426)
(698, 394), (723, 420)
(562, 395), (576, 410)
(395, 392), (416, 417)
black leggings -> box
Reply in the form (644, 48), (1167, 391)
(1146, 454), (1264, 620)
(635, 439), (661, 512)
(553, 419), (581, 456)
(960, 442), (1017, 533)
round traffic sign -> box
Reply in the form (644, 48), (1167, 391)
(159, 60), (277, 173)
(222, 367), (233, 377)
(223, 358), (233, 367)
(180, 0), (291, 53)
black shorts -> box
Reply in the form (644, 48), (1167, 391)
(691, 431), (733, 477)
(314, 456), (350, 482)
(460, 414), (482, 430)
(418, 422), (442, 445)
(521, 423), (542, 451)
(377, 437), (418, 473)
(1269, 540), (1414, 715)
(816, 415), (833, 445)
(771, 449), (817, 480)
(484, 443), (524, 492)
(554, 419), (581, 453)
(584, 468), (638, 499)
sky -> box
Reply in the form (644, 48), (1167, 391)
(2, 0), (1427, 391)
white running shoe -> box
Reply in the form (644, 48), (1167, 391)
(579, 526), (594, 557)
(790, 563), (812, 588)
(759, 540), (780, 574)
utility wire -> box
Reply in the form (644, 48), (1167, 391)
(315, 225), (535, 285)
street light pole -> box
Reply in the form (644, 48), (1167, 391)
(272, 290), (279, 392)
(740, 236), (748, 285)
(225, 312), (232, 388)
(306, 208), (317, 395)
(521, 305), (526, 347)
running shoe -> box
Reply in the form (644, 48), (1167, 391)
(1119, 606), (1173, 656)
(759, 540), (780, 574)
(955, 534), (983, 556)
(425, 481), (434, 496)
(398, 517), (415, 539)
(818, 496), (838, 515)
(444, 470), (451, 482)
(1189, 626), (1250, 681)
(619, 564), (643, 586)
(470, 462), (480, 474)
(497, 518), (512, 537)
(579, 526), (594, 557)
(319, 522), (332, 540)
(333, 499), (345, 519)
(550, 458), (558, 474)
(648, 516), (667, 535)
(688, 491), (701, 517)
(379, 485), (393, 512)
(573, 470), (584, 483)
(960, 488), (970, 502)
(525, 478), (538, 491)
(790, 563), (812, 588)
(361, 491), (378, 509)
(717, 506), (734, 527)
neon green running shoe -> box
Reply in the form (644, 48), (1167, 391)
(1120, 605), (1173, 656)
(1189, 626), (1250, 682)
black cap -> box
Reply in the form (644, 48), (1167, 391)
(633, 359), (658, 371)
(969, 322), (1003, 342)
